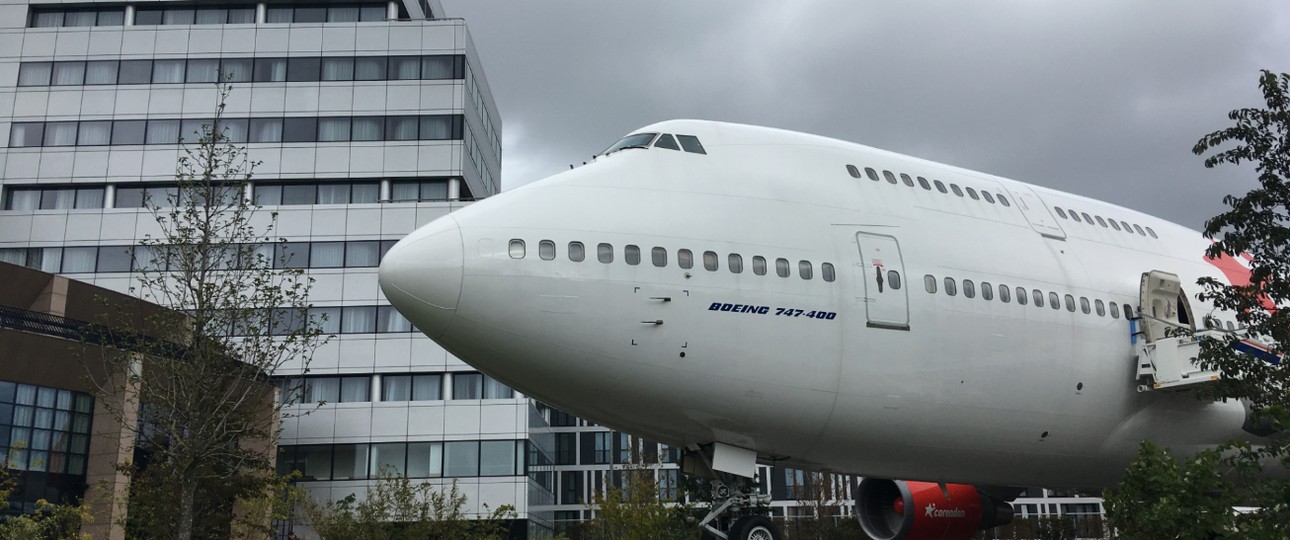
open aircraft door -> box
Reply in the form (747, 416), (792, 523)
(1010, 186), (1067, 240)
(855, 232), (909, 330)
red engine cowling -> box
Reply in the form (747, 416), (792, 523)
(856, 479), (1014, 540)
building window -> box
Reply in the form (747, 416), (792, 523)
(8, 115), (465, 148)
(453, 373), (483, 400)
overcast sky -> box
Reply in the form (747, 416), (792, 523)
(442, 1), (1290, 230)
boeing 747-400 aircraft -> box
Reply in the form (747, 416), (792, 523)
(379, 120), (1270, 540)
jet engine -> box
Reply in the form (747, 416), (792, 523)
(856, 478), (1014, 540)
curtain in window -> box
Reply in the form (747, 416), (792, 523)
(360, 5), (387, 21)
(61, 248), (96, 273)
(96, 9), (125, 25)
(344, 241), (379, 266)
(386, 117), (418, 140)
(31, 11), (62, 27)
(411, 375), (441, 401)
(341, 306), (376, 333)
(10, 124), (43, 147)
(7, 191), (39, 210)
(221, 119), (249, 143)
(351, 183), (379, 203)
(420, 116), (450, 140)
(17, 63), (52, 86)
(249, 119), (283, 143)
(320, 58), (354, 81)
(74, 188), (104, 209)
(350, 118), (383, 141)
(34, 248), (59, 273)
(354, 57), (385, 80)
(382, 376), (411, 401)
(43, 123), (77, 146)
(39, 189), (73, 209)
(152, 60), (185, 84)
(420, 181), (448, 200)
(389, 57), (419, 80)
(317, 118), (351, 142)
(63, 11), (95, 26)
(378, 307), (411, 333)
(0, 249), (24, 265)
(305, 378), (339, 403)
(227, 7), (255, 23)
(51, 62), (85, 85)
(407, 443), (442, 478)
(162, 9), (194, 25)
(76, 122), (111, 145)
(327, 6), (360, 22)
(253, 185), (282, 205)
(390, 182), (419, 202)
(317, 184), (350, 204)
(453, 374), (482, 399)
(193, 8), (226, 24)
(310, 242), (344, 268)
(265, 7), (293, 23)
(254, 58), (287, 82)
(422, 56), (454, 79)
(84, 61), (118, 84)
(217, 59), (252, 82)
(186, 59), (220, 83)
(483, 377), (512, 399)
(340, 377), (369, 402)
(309, 307), (341, 334)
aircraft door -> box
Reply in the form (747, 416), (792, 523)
(855, 232), (909, 330)
(1010, 186), (1067, 240)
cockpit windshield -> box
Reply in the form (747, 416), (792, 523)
(598, 132), (657, 157)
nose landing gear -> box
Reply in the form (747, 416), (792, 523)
(686, 443), (782, 540)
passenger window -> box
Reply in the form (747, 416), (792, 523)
(729, 254), (743, 273)
(1016, 286), (1028, 305)
(597, 243), (613, 263)
(917, 177), (931, 190)
(1032, 289), (1044, 307)
(678, 249), (693, 269)
(1050, 292), (1061, 310)
(1070, 211), (1082, 223)
(1081, 212), (1093, 224)
(653, 134), (680, 150)
(924, 274), (937, 293)
(753, 256), (767, 276)
(822, 263), (836, 282)
(1110, 302), (1119, 319)
(934, 180), (947, 193)
(800, 261), (813, 280)
(625, 245), (641, 265)
(966, 187), (979, 200)
(899, 173), (915, 187)
(1120, 221), (1133, 233)
(1146, 227), (1158, 239)
(981, 281), (993, 301)
(775, 258), (790, 278)
(508, 239), (525, 259)
(1109, 220), (1121, 231)
(1123, 304), (1134, 319)
(1055, 208), (1068, 219)
(998, 284), (1011, 303)
(676, 135), (706, 154)
(1095, 299), (1105, 316)
(882, 170), (898, 184)
(569, 242), (585, 262)
(1133, 224), (1145, 236)
(703, 251), (718, 271)
(982, 191), (995, 204)
(963, 279), (975, 298)
(1080, 297), (1090, 314)
(1225, 321), (1235, 331)
(951, 184), (964, 197)
(538, 240), (555, 261)
(865, 168), (880, 182)
(1095, 216), (1107, 227)
(651, 247), (667, 267)
(887, 270), (900, 289)
(846, 165), (861, 178)
(944, 277), (957, 296)
(998, 194), (1011, 207)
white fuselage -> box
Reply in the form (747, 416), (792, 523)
(379, 120), (1255, 491)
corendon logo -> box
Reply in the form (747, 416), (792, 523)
(924, 503), (967, 519)
(1203, 250), (1276, 312)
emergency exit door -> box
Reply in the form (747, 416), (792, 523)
(855, 232), (909, 330)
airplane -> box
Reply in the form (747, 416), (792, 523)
(378, 119), (1271, 540)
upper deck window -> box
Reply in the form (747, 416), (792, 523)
(599, 133), (657, 157)
(676, 135), (706, 154)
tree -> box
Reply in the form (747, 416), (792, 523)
(300, 470), (517, 540)
(81, 82), (326, 540)
(1104, 70), (1290, 538)
(572, 467), (694, 540)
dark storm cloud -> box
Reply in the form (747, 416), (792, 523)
(443, 1), (1290, 229)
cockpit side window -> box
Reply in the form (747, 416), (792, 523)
(653, 134), (680, 151)
(599, 132), (657, 156)
(676, 135), (706, 154)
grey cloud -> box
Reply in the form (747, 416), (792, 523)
(444, 0), (1290, 229)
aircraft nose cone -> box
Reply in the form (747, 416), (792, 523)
(378, 216), (463, 340)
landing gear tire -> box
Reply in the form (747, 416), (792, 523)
(730, 515), (781, 540)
